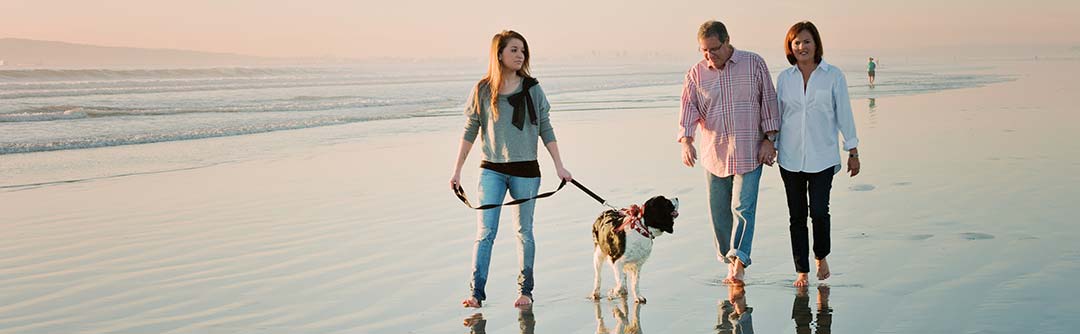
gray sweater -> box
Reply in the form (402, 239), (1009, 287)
(462, 80), (557, 163)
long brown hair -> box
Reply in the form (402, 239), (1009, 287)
(784, 21), (823, 65)
(474, 30), (532, 120)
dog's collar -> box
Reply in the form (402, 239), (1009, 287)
(617, 204), (654, 239)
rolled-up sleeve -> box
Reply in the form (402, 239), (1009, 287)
(462, 85), (481, 143)
(833, 72), (858, 150)
(678, 71), (701, 140)
(757, 58), (780, 133)
(534, 85), (557, 144)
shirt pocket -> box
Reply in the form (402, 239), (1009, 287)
(813, 89), (833, 111)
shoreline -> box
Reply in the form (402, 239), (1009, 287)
(1, 58), (1078, 333)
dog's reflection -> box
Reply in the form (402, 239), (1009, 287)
(463, 306), (536, 334)
(792, 285), (832, 334)
(594, 299), (643, 334)
(716, 285), (754, 334)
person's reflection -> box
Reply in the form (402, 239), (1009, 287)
(792, 285), (832, 334)
(463, 306), (537, 334)
(594, 299), (642, 334)
(463, 313), (486, 334)
(717, 285), (754, 334)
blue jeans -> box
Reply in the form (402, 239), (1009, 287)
(707, 166), (762, 267)
(469, 169), (541, 301)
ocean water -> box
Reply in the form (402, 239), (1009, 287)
(0, 58), (1011, 155)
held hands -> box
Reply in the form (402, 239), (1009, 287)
(680, 137), (697, 167)
(758, 139), (777, 166)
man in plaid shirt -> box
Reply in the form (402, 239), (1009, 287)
(678, 20), (780, 285)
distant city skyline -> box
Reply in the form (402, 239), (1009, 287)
(2, 0), (1079, 60)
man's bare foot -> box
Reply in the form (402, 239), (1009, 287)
(731, 258), (746, 286)
(462, 297), (481, 308)
(722, 262), (736, 284)
(513, 295), (532, 308)
(816, 258), (831, 280)
(794, 272), (809, 287)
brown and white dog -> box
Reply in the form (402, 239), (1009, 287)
(589, 196), (679, 304)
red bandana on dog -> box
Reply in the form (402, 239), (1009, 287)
(617, 204), (654, 239)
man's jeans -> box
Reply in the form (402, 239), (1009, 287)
(707, 166), (763, 267)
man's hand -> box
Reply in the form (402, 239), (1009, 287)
(680, 137), (697, 167)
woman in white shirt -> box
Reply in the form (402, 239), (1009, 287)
(775, 21), (861, 287)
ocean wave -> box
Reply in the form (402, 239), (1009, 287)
(0, 67), (300, 81)
(0, 117), (379, 155)
(0, 96), (450, 123)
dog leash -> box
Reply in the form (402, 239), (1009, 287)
(454, 179), (619, 211)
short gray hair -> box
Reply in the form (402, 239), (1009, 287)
(698, 20), (729, 42)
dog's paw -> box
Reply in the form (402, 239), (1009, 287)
(609, 287), (627, 297)
(612, 306), (626, 320)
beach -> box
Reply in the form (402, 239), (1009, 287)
(2, 57), (1079, 333)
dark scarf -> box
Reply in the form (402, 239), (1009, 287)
(507, 77), (540, 130)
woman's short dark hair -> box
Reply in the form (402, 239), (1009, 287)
(698, 20), (729, 43)
(784, 21), (823, 65)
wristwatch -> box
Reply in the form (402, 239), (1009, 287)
(764, 133), (777, 142)
(849, 152), (859, 158)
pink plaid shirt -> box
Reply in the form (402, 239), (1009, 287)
(679, 49), (780, 177)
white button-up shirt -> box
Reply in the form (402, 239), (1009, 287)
(776, 60), (859, 174)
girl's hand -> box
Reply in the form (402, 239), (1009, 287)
(450, 171), (462, 190)
(556, 166), (573, 182)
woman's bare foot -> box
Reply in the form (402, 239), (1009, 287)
(816, 258), (831, 280)
(513, 295), (532, 308)
(794, 272), (809, 287)
(462, 296), (481, 308)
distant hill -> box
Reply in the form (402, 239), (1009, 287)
(0, 38), (278, 67)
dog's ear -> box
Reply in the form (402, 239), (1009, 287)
(643, 195), (676, 233)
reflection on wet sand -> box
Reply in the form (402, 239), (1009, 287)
(463, 306), (536, 334)
(792, 285), (832, 334)
(594, 299), (643, 334)
(717, 285), (754, 334)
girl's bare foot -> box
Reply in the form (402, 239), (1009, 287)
(794, 272), (809, 287)
(513, 295), (532, 308)
(816, 258), (831, 280)
(462, 297), (481, 308)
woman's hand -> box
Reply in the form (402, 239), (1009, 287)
(556, 166), (573, 182)
(847, 149), (861, 177)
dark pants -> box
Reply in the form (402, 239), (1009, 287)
(780, 166), (835, 273)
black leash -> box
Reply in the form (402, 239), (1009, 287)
(454, 179), (617, 210)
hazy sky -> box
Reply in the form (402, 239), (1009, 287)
(2, 0), (1078, 60)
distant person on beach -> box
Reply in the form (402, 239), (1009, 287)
(867, 57), (877, 87)
(678, 20), (780, 286)
(451, 30), (573, 308)
(776, 21), (860, 287)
